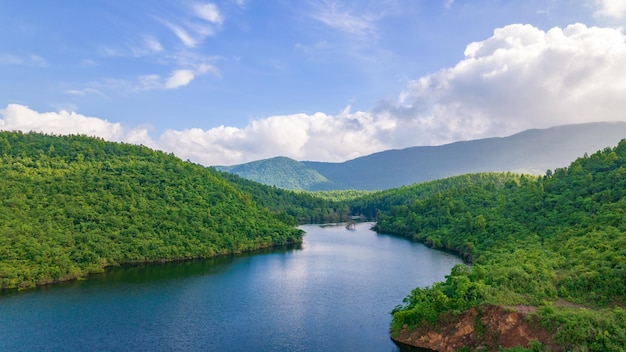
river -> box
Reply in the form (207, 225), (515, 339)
(0, 223), (461, 352)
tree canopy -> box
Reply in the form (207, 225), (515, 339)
(373, 141), (626, 351)
(3, 131), (626, 350)
(0, 132), (303, 290)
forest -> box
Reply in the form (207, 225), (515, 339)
(372, 142), (626, 351)
(215, 171), (351, 224)
(0, 132), (303, 290)
(2, 131), (625, 350)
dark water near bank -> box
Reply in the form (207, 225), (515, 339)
(0, 223), (461, 352)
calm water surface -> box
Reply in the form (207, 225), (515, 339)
(0, 223), (461, 352)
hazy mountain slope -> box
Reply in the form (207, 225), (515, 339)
(304, 122), (626, 190)
(216, 156), (336, 190)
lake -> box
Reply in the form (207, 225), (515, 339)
(0, 223), (461, 352)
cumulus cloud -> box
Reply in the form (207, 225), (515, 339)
(5, 23), (626, 166)
(159, 23), (626, 164)
(0, 104), (123, 139)
(157, 109), (394, 165)
(381, 23), (626, 145)
(0, 104), (155, 148)
(594, 0), (626, 19)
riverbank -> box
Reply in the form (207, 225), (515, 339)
(2, 237), (303, 292)
(392, 304), (558, 351)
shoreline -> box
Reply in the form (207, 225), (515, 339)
(0, 238), (303, 294)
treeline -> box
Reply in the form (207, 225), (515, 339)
(374, 142), (626, 351)
(4, 131), (626, 350)
(348, 172), (522, 221)
(218, 171), (525, 225)
(0, 132), (303, 290)
(216, 171), (353, 224)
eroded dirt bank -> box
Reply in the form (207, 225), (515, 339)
(392, 304), (561, 352)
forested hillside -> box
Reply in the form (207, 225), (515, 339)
(215, 171), (350, 224)
(374, 141), (626, 351)
(0, 132), (303, 290)
(347, 173), (522, 221)
(3, 131), (625, 350)
(216, 156), (336, 190)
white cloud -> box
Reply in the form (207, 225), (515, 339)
(192, 3), (223, 24)
(73, 59), (218, 93)
(1, 104), (120, 140)
(65, 90), (87, 96)
(594, 0), (626, 19)
(74, 4), (223, 96)
(127, 36), (165, 57)
(0, 104), (156, 148)
(189, 22), (626, 164)
(163, 21), (198, 47)
(381, 23), (626, 145)
(143, 35), (164, 53)
(165, 69), (195, 89)
(5, 23), (626, 166)
(157, 110), (393, 165)
(160, 3), (223, 48)
(0, 103), (391, 166)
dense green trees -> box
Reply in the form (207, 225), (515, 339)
(217, 171), (352, 224)
(373, 141), (626, 351)
(0, 132), (303, 290)
(3, 131), (626, 350)
(216, 156), (336, 190)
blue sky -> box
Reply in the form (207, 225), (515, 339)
(1, 0), (626, 165)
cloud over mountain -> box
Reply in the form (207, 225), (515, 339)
(381, 23), (626, 145)
(2, 23), (626, 166)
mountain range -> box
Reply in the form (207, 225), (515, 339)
(215, 122), (626, 190)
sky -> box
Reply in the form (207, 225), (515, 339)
(1, 0), (626, 166)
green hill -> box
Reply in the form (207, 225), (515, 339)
(216, 156), (336, 190)
(0, 132), (303, 290)
(368, 141), (626, 351)
(215, 171), (351, 224)
(219, 122), (626, 191)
